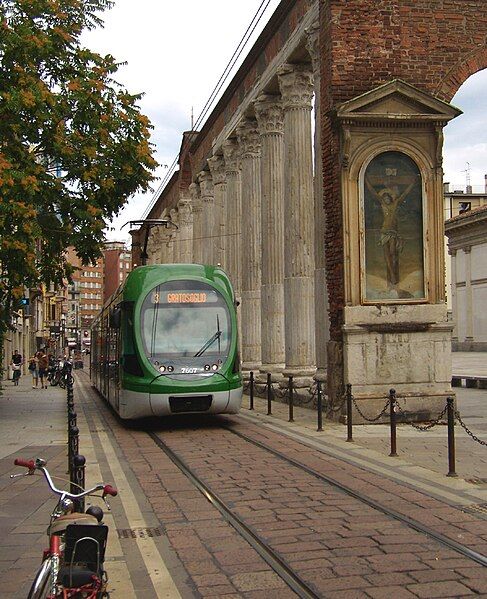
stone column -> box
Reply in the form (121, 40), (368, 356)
(237, 118), (262, 373)
(306, 23), (328, 383)
(464, 246), (473, 344)
(222, 139), (242, 294)
(169, 209), (179, 263)
(190, 181), (203, 263)
(198, 170), (214, 265)
(207, 154), (226, 267)
(450, 249), (458, 341)
(147, 227), (161, 264)
(254, 94), (286, 375)
(177, 195), (193, 263)
(278, 63), (316, 379)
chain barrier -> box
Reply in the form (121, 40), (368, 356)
(270, 381), (289, 399)
(395, 400), (448, 432)
(455, 410), (487, 446)
(352, 395), (390, 423)
(326, 392), (347, 414)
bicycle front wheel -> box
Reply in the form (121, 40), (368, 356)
(27, 558), (57, 599)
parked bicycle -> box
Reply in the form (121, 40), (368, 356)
(11, 457), (117, 598)
(49, 358), (73, 389)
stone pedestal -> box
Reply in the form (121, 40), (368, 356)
(254, 95), (286, 377)
(278, 63), (316, 380)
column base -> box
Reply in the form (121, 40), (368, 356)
(256, 365), (285, 384)
(242, 363), (262, 381)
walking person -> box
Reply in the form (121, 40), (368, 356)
(37, 351), (49, 389)
(28, 356), (39, 388)
(11, 350), (23, 386)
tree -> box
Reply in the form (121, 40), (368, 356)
(0, 0), (157, 362)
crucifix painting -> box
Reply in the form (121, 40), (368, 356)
(363, 151), (425, 301)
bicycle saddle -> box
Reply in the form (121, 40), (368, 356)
(49, 512), (99, 536)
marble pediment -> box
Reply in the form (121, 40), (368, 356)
(336, 79), (462, 124)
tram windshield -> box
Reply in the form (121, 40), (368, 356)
(140, 281), (231, 362)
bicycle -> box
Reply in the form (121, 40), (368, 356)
(11, 457), (117, 598)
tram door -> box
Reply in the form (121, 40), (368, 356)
(107, 307), (120, 411)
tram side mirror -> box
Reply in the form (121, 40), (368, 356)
(110, 306), (121, 328)
(234, 300), (240, 308)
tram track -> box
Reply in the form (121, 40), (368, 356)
(76, 372), (487, 597)
(223, 426), (487, 569)
(146, 422), (487, 599)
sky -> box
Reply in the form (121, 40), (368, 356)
(83, 1), (487, 243)
(83, 0), (282, 242)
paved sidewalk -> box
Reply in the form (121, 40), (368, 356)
(0, 352), (485, 597)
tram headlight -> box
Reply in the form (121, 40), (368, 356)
(159, 365), (166, 373)
(167, 365), (174, 372)
(204, 364), (210, 371)
(211, 364), (218, 371)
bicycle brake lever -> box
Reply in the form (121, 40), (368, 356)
(10, 472), (31, 479)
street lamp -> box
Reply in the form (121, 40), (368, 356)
(122, 219), (177, 266)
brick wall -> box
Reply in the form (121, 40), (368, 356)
(321, 0), (487, 342)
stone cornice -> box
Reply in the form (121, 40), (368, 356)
(277, 63), (314, 111)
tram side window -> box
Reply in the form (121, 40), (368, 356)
(120, 301), (143, 376)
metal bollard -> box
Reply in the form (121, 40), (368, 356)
(68, 425), (79, 481)
(346, 384), (353, 442)
(267, 373), (272, 415)
(317, 380), (323, 432)
(446, 397), (457, 477)
(389, 389), (397, 457)
(288, 376), (294, 422)
(68, 409), (77, 429)
(72, 454), (86, 512)
(249, 371), (254, 410)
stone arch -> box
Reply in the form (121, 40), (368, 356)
(435, 46), (487, 102)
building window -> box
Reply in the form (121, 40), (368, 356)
(362, 151), (425, 302)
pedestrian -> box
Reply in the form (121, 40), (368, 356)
(11, 350), (23, 386)
(28, 356), (39, 389)
(37, 351), (49, 389)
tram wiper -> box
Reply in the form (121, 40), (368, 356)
(194, 315), (221, 357)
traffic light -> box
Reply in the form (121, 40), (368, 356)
(19, 298), (29, 306)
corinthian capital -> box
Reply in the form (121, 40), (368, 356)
(277, 63), (314, 111)
(177, 198), (192, 226)
(236, 118), (261, 159)
(207, 154), (226, 185)
(254, 94), (284, 136)
(189, 181), (203, 213)
(197, 170), (213, 200)
(222, 138), (240, 174)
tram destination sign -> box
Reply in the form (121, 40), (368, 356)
(151, 290), (219, 304)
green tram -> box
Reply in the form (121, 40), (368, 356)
(90, 264), (243, 419)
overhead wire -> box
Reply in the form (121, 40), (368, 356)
(142, 0), (274, 219)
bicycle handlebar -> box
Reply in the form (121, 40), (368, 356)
(14, 458), (35, 470)
(103, 485), (118, 497)
(13, 458), (117, 501)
